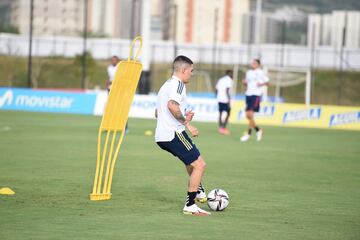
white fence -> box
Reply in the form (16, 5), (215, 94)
(1, 33), (359, 70)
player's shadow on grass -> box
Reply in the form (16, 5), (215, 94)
(132, 185), (183, 212)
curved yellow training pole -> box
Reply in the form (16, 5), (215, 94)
(90, 37), (143, 201)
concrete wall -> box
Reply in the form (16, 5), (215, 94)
(1, 33), (359, 70)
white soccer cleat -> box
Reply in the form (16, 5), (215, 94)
(183, 204), (211, 216)
(240, 134), (250, 142)
(256, 129), (263, 141)
(196, 191), (207, 203)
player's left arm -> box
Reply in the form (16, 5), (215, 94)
(257, 71), (270, 87)
(226, 88), (231, 103)
(168, 100), (193, 124)
(168, 100), (198, 137)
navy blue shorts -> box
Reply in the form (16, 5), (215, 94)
(246, 95), (261, 112)
(218, 102), (231, 113)
(157, 131), (200, 166)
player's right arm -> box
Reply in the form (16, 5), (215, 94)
(215, 81), (219, 97)
(106, 66), (112, 89)
(242, 71), (249, 86)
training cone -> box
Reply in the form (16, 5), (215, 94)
(0, 187), (15, 195)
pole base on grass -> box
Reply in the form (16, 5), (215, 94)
(90, 193), (112, 201)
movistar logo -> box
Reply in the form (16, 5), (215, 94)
(329, 111), (360, 127)
(283, 108), (321, 123)
(0, 90), (13, 108)
(0, 89), (74, 109)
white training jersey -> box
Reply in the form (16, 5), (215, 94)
(215, 75), (233, 103)
(107, 64), (117, 83)
(245, 68), (269, 96)
(155, 76), (187, 142)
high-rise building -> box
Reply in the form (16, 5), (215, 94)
(7, 0), (141, 38)
(10, 0), (86, 36)
(163, 0), (250, 44)
(242, 12), (282, 44)
(7, 0), (253, 44)
(308, 11), (360, 49)
(88, 0), (143, 38)
(0, 0), (12, 28)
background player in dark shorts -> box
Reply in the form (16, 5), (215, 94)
(241, 59), (269, 142)
(245, 95), (261, 112)
(215, 70), (233, 135)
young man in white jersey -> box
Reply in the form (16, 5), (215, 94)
(106, 55), (119, 92)
(215, 70), (233, 135)
(241, 59), (269, 142)
(155, 55), (210, 216)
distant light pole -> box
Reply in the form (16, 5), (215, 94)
(247, 16), (253, 63)
(81, 0), (88, 89)
(27, 0), (34, 88)
(337, 13), (347, 105)
(139, 0), (151, 94)
(130, 0), (137, 39)
(280, 20), (286, 67)
(277, 20), (286, 98)
(254, 0), (262, 58)
(212, 8), (219, 78)
(173, 4), (178, 58)
(310, 22), (316, 103)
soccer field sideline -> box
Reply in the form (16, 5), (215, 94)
(0, 111), (359, 240)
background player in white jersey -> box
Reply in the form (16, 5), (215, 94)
(241, 59), (269, 142)
(106, 55), (119, 92)
(155, 55), (210, 216)
(215, 70), (233, 135)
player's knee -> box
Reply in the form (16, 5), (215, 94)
(246, 111), (253, 119)
(197, 159), (207, 172)
(192, 157), (206, 171)
(200, 160), (206, 169)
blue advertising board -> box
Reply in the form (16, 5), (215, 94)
(0, 88), (96, 115)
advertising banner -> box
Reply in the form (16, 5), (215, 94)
(230, 102), (360, 131)
(1, 88), (359, 131)
(94, 92), (219, 122)
(0, 88), (96, 115)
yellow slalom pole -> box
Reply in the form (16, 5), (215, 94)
(96, 130), (110, 194)
(90, 36), (143, 201)
(91, 129), (103, 195)
(106, 129), (126, 194)
(102, 130), (117, 194)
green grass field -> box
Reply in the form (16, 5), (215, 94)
(0, 111), (359, 240)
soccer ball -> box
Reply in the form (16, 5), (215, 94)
(207, 189), (229, 211)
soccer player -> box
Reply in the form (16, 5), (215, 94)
(155, 55), (210, 216)
(106, 55), (119, 93)
(240, 58), (269, 142)
(215, 70), (233, 135)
